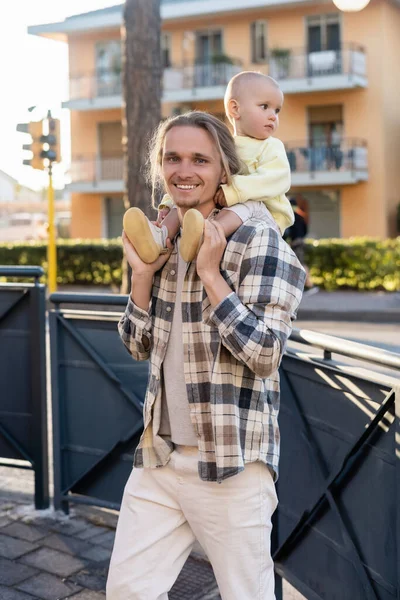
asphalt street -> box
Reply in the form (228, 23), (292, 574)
(296, 320), (400, 354)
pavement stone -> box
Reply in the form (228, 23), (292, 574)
(52, 519), (89, 537)
(42, 533), (94, 557)
(1, 522), (48, 543)
(65, 591), (105, 599)
(0, 516), (13, 528)
(20, 547), (88, 578)
(87, 530), (115, 550)
(17, 572), (82, 600)
(0, 585), (38, 600)
(170, 555), (219, 600)
(76, 525), (111, 541)
(0, 534), (38, 560)
(0, 556), (38, 586)
(79, 545), (112, 563)
(69, 561), (109, 592)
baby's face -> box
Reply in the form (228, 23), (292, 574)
(236, 80), (283, 140)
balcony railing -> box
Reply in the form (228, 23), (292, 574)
(268, 43), (366, 81)
(65, 44), (366, 106)
(69, 71), (122, 101)
(67, 59), (242, 102)
(68, 155), (124, 192)
(163, 59), (243, 93)
(286, 139), (368, 185)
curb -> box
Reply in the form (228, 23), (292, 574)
(297, 309), (400, 323)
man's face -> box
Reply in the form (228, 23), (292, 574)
(162, 125), (226, 218)
(236, 80), (283, 140)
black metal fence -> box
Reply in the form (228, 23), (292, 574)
(2, 279), (400, 598)
(274, 328), (400, 600)
(49, 293), (147, 513)
(0, 267), (48, 509)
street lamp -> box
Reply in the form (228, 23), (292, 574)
(332, 0), (370, 11)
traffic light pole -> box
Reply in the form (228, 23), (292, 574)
(47, 163), (57, 293)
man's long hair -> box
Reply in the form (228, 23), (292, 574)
(146, 111), (242, 208)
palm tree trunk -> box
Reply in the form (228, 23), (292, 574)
(121, 0), (162, 293)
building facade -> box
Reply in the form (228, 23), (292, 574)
(29, 0), (400, 239)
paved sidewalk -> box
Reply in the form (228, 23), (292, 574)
(0, 495), (305, 600)
(55, 286), (400, 323)
(298, 290), (400, 322)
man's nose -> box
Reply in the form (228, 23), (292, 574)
(176, 161), (195, 178)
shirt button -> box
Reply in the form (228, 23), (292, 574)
(166, 306), (172, 312)
(170, 270), (176, 276)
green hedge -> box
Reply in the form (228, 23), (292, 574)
(0, 239), (123, 288)
(0, 236), (399, 292)
(305, 237), (400, 291)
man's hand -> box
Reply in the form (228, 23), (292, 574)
(213, 187), (227, 208)
(196, 220), (226, 285)
(122, 231), (173, 279)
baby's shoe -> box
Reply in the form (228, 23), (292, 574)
(123, 207), (168, 263)
(180, 209), (205, 262)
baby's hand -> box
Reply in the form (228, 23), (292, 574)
(214, 187), (227, 208)
(157, 206), (171, 225)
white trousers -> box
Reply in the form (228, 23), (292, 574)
(106, 446), (278, 600)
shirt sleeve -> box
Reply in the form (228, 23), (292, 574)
(118, 296), (153, 361)
(206, 226), (306, 378)
(220, 138), (291, 207)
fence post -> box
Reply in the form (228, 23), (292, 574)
(30, 278), (49, 509)
(49, 306), (69, 514)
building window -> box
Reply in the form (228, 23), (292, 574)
(308, 105), (343, 147)
(251, 21), (267, 63)
(195, 30), (223, 64)
(161, 32), (172, 68)
(95, 41), (122, 96)
(307, 14), (341, 52)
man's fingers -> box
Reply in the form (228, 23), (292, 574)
(212, 220), (226, 243)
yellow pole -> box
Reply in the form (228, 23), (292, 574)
(47, 163), (57, 293)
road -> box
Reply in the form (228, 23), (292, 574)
(296, 320), (400, 355)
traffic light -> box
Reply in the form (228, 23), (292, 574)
(17, 120), (46, 170)
(42, 117), (61, 163)
(17, 116), (61, 170)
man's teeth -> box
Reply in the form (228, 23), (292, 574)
(176, 184), (197, 189)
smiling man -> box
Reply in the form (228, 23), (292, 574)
(107, 112), (305, 600)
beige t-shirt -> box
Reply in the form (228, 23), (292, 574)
(159, 244), (198, 447)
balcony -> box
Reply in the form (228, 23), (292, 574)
(67, 155), (124, 193)
(63, 43), (367, 111)
(163, 60), (242, 103)
(268, 43), (367, 93)
(63, 71), (123, 111)
(286, 139), (368, 186)
(63, 59), (242, 110)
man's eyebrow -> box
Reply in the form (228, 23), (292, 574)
(163, 151), (214, 160)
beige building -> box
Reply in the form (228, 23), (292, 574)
(29, 0), (400, 239)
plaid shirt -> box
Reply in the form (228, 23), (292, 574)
(118, 218), (305, 482)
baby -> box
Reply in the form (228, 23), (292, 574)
(124, 71), (294, 263)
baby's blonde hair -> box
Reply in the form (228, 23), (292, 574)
(224, 71), (281, 124)
(146, 111), (242, 208)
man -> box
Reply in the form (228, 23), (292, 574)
(107, 112), (305, 600)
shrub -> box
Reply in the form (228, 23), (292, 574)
(0, 239), (123, 288)
(0, 236), (399, 292)
(305, 237), (400, 291)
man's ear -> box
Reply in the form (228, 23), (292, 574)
(227, 98), (240, 121)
